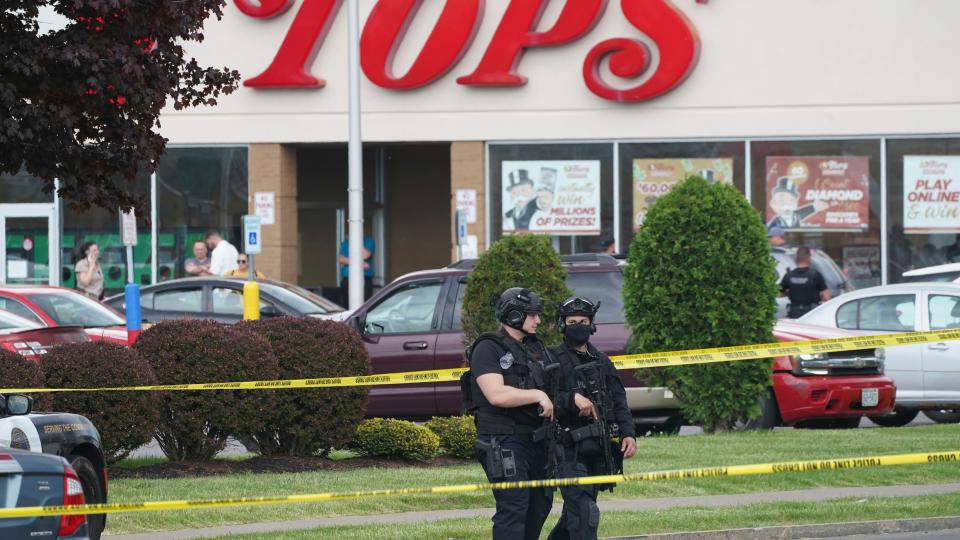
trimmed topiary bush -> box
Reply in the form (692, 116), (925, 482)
(624, 176), (778, 433)
(134, 320), (280, 461)
(354, 418), (440, 462)
(461, 235), (571, 346)
(236, 317), (370, 456)
(425, 415), (476, 459)
(41, 342), (159, 463)
(0, 350), (51, 410)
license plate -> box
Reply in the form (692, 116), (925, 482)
(861, 388), (880, 407)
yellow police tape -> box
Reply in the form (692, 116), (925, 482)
(0, 450), (956, 519)
(2, 328), (959, 394)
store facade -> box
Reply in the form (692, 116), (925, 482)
(3, 0), (960, 298)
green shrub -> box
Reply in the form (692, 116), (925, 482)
(41, 342), (159, 463)
(461, 235), (571, 346)
(354, 418), (440, 461)
(425, 415), (476, 459)
(236, 317), (370, 456)
(134, 320), (280, 461)
(0, 350), (50, 410)
(624, 176), (778, 432)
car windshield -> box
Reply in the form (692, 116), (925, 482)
(261, 282), (343, 314)
(0, 309), (39, 330)
(566, 271), (626, 324)
(26, 292), (125, 327)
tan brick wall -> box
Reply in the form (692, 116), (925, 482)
(248, 144), (298, 283)
(450, 141), (486, 261)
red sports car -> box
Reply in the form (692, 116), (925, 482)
(0, 308), (90, 356)
(0, 286), (128, 345)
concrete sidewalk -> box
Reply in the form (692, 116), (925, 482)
(106, 482), (960, 539)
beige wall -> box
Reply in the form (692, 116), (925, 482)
(248, 144), (298, 283)
(450, 142), (486, 261)
(166, 0), (960, 144)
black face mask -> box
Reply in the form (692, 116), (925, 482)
(562, 324), (592, 345)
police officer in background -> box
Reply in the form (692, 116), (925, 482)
(548, 296), (637, 540)
(780, 246), (831, 318)
(467, 287), (557, 539)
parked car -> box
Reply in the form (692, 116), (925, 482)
(773, 246), (854, 318)
(0, 308), (90, 356)
(799, 282), (960, 426)
(103, 277), (345, 324)
(901, 262), (960, 284)
(344, 254), (894, 432)
(0, 286), (128, 345)
(0, 393), (107, 540)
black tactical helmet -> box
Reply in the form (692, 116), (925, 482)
(493, 287), (544, 330)
(556, 296), (600, 333)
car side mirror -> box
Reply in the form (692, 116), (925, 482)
(260, 306), (283, 319)
(3, 395), (33, 416)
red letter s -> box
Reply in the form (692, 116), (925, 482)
(361, 0), (483, 90)
(583, 0), (700, 102)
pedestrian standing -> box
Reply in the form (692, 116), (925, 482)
(780, 246), (831, 318)
(338, 235), (375, 303)
(75, 242), (104, 300)
(547, 296), (637, 540)
(464, 287), (556, 540)
(206, 230), (239, 276)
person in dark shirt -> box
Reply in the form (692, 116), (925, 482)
(547, 296), (637, 540)
(467, 287), (556, 540)
(780, 246), (831, 318)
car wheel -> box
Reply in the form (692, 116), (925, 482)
(868, 408), (919, 427)
(734, 391), (781, 431)
(69, 455), (105, 540)
(924, 410), (960, 424)
(796, 417), (862, 429)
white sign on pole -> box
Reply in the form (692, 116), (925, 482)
(121, 210), (137, 247)
(243, 215), (262, 255)
(254, 192), (276, 225)
(456, 189), (477, 224)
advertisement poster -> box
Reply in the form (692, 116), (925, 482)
(903, 156), (960, 233)
(765, 156), (870, 231)
(632, 158), (733, 230)
(502, 161), (601, 236)
(843, 246), (881, 289)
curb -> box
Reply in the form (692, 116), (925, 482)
(607, 516), (960, 539)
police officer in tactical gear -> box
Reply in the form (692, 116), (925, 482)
(468, 287), (557, 540)
(779, 246), (831, 318)
(547, 296), (637, 540)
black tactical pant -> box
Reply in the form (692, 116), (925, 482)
(476, 433), (553, 540)
(548, 447), (601, 540)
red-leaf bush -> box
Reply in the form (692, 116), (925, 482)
(237, 317), (370, 456)
(41, 342), (159, 463)
(134, 320), (279, 461)
(0, 350), (51, 410)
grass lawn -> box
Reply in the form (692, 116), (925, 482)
(203, 492), (960, 539)
(103, 424), (960, 535)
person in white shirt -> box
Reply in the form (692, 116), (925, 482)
(206, 230), (240, 276)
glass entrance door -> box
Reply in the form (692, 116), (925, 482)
(0, 203), (60, 286)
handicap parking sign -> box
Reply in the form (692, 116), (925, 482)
(243, 215), (262, 255)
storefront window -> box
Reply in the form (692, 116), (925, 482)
(751, 140), (882, 289)
(618, 141), (746, 250)
(488, 143), (614, 254)
(62, 173), (151, 297)
(0, 170), (54, 204)
(885, 138), (960, 282)
(157, 147), (248, 281)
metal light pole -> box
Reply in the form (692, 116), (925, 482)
(347, 0), (364, 310)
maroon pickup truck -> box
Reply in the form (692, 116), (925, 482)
(346, 254), (894, 432)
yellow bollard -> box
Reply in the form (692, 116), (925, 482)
(243, 280), (260, 321)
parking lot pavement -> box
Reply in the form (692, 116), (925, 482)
(816, 529), (960, 539)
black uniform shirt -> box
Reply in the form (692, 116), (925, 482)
(780, 266), (827, 307)
(471, 332), (546, 434)
(553, 341), (636, 439)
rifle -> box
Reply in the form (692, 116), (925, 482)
(573, 361), (620, 480)
(533, 361), (564, 479)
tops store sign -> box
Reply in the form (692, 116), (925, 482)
(235, 0), (703, 103)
